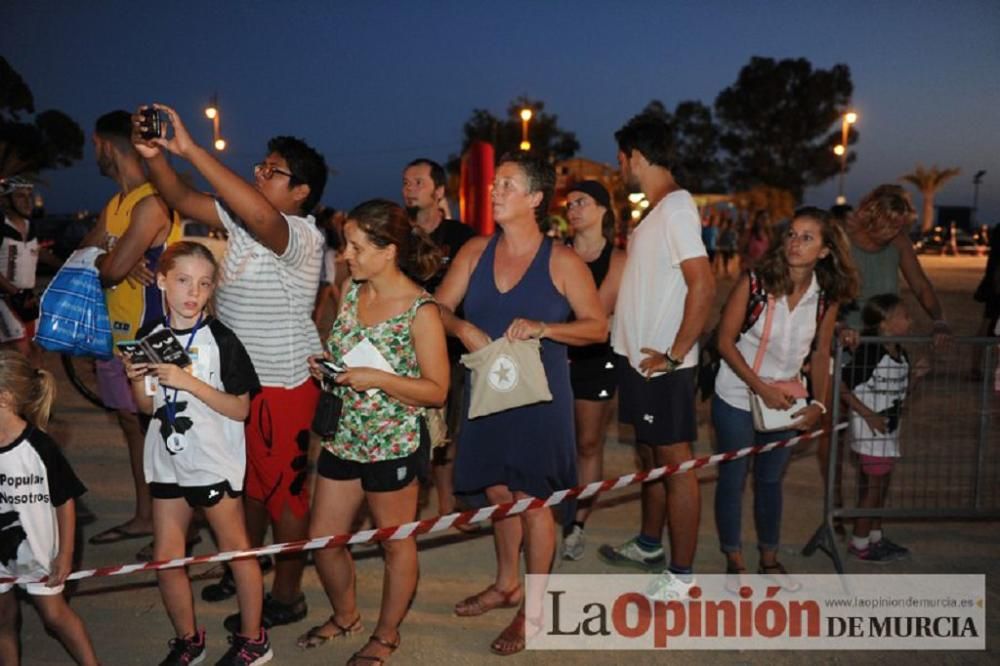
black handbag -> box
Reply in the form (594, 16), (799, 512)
(311, 389), (343, 437)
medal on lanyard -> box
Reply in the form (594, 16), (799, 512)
(163, 314), (203, 453)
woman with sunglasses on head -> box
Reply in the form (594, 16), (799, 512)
(713, 207), (858, 590)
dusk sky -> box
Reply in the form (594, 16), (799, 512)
(5, 0), (1000, 224)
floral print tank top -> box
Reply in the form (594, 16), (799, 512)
(323, 281), (434, 462)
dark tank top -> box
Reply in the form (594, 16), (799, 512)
(568, 239), (613, 362)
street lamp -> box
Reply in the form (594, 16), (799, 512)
(519, 107), (532, 151)
(205, 94), (225, 151)
(834, 110), (858, 204)
(972, 170), (986, 226)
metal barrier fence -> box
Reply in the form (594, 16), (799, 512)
(803, 336), (1000, 572)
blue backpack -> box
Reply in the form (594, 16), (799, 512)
(35, 247), (113, 359)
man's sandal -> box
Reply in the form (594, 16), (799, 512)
(454, 584), (522, 617)
(347, 633), (399, 665)
(296, 614), (363, 649)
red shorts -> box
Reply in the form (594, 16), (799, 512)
(245, 380), (319, 521)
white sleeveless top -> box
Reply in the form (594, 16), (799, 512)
(715, 273), (822, 411)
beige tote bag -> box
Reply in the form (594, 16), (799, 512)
(460, 337), (553, 419)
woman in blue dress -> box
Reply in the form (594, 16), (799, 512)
(435, 154), (606, 655)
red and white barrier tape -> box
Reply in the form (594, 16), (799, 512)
(2, 424), (844, 586)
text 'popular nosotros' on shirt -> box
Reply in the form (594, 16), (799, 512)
(0, 426), (86, 583)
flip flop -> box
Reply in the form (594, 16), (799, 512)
(88, 523), (153, 545)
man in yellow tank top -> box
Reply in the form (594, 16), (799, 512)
(82, 110), (181, 555)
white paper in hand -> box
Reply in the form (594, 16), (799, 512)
(342, 338), (396, 395)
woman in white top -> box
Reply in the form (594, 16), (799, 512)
(713, 207), (858, 585)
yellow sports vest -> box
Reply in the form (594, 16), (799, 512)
(101, 182), (183, 343)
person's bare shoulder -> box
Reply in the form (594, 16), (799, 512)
(452, 235), (490, 268)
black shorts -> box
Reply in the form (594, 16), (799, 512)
(570, 355), (618, 401)
(149, 480), (241, 508)
(616, 355), (697, 446)
(317, 447), (423, 493)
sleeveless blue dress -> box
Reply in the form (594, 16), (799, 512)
(454, 234), (577, 505)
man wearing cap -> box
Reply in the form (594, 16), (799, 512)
(560, 179), (626, 561)
(0, 176), (60, 363)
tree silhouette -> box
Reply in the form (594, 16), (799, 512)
(0, 57), (84, 179)
(714, 56), (855, 200)
(448, 96), (579, 173)
(901, 164), (962, 233)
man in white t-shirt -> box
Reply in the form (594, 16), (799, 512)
(597, 114), (716, 600)
(135, 104), (327, 636)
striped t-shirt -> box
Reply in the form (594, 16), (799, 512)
(214, 200), (323, 388)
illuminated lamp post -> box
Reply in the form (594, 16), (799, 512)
(834, 110), (858, 204)
(205, 94), (226, 151)
(519, 108), (532, 151)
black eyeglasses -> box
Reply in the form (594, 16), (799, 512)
(253, 162), (295, 180)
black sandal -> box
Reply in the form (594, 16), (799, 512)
(758, 561), (802, 592)
(347, 633), (400, 665)
(297, 614), (363, 649)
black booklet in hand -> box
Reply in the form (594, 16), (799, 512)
(117, 328), (192, 367)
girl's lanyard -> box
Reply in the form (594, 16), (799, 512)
(162, 313), (203, 451)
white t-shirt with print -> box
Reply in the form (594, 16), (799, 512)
(612, 189), (707, 375)
(142, 317), (260, 489)
(214, 201), (324, 388)
(0, 217), (39, 289)
(0, 427), (86, 590)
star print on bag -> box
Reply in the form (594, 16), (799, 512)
(461, 338), (553, 419)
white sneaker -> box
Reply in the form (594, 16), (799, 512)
(644, 570), (696, 602)
(561, 525), (585, 561)
(597, 537), (666, 571)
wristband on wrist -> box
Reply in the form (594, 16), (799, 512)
(810, 399), (828, 415)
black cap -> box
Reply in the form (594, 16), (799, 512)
(567, 180), (611, 211)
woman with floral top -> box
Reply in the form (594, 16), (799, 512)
(302, 199), (448, 665)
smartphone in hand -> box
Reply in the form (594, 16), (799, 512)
(318, 359), (346, 378)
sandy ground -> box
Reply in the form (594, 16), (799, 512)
(19, 254), (999, 665)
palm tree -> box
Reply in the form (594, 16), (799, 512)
(901, 164), (961, 233)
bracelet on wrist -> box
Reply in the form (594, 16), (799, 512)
(810, 399), (828, 415)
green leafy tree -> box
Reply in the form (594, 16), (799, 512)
(640, 99), (726, 193)
(0, 56), (84, 179)
(901, 164), (962, 233)
(449, 96), (579, 173)
(714, 56), (855, 200)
